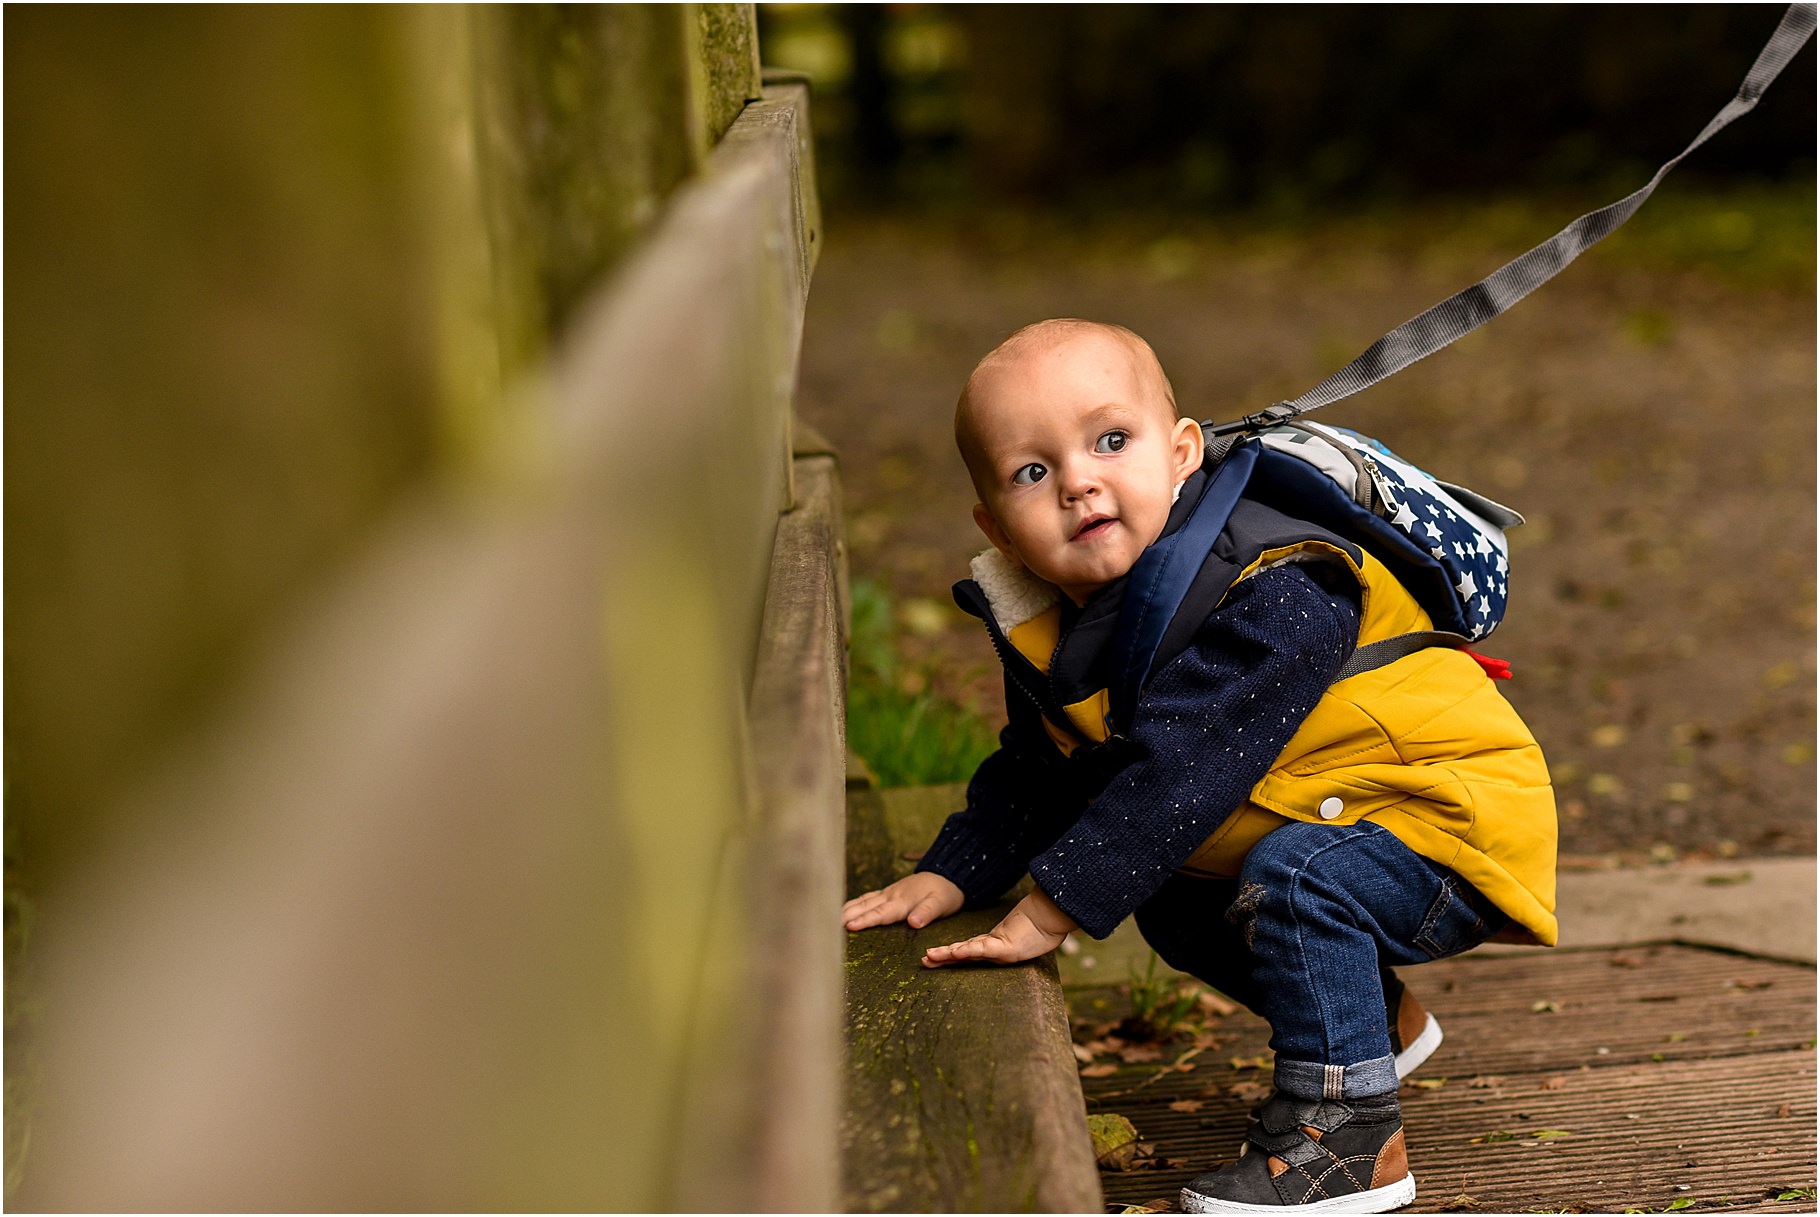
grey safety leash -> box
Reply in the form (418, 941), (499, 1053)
(1210, 2), (1817, 437)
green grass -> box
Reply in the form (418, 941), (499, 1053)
(847, 579), (997, 788)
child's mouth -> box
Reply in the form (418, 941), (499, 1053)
(1072, 515), (1116, 541)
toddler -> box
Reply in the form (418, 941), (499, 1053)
(842, 319), (1556, 1214)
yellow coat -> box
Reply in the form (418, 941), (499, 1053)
(1178, 542), (1559, 946)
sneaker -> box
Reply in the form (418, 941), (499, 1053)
(1180, 1090), (1415, 1214)
(1384, 973), (1443, 1080)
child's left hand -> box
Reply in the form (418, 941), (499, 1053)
(921, 887), (1079, 968)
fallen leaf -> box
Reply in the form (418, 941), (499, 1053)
(1158, 1158), (1191, 1169)
(1117, 1202), (1170, 1215)
(1168, 1099), (1205, 1113)
(1197, 991), (1239, 1017)
(1228, 1081), (1272, 1104)
(1776, 1102), (1792, 1118)
(1532, 1129), (1573, 1140)
(1441, 1195), (1483, 1213)
(1073, 1044), (1097, 1064)
(1590, 724), (1627, 748)
(1134, 1142), (1156, 1157)
(1413, 1078), (1448, 1090)
(1531, 1000), (1562, 1014)
(1119, 1044), (1165, 1064)
(1081, 1063), (1119, 1078)
(1469, 1075), (1506, 1089)
(1540, 1076), (1568, 1091)
(1665, 1200), (1696, 1212)
(1703, 870), (1751, 886)
(1089, 1113), (1140, 1170)
(1229, 1054), (1271, 1070)
(1664, 1033), (1687, 1043)
(1469, 1129), (1517, 1145)
(1729, 977), (1774, 991)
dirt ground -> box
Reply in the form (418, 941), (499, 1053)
(795, 203), (1816, 862)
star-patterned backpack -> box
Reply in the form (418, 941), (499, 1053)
(1245, 419), (1521, 646)
(1101, 420), (1524, 726)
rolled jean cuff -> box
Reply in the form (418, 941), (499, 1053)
(1274, 1053), (1398, 1101)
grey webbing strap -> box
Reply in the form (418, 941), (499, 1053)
(1335, 631), (1472, 682)
(1212, 4), (1816, 435)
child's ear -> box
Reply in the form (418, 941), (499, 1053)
(1170, 415), (1206, 481)
(972, 502), (1022, 564)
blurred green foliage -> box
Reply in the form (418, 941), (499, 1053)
(847, 579), (997, 789)
(760, 4), (1815, 213)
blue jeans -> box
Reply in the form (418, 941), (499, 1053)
(1134, 821), (1508, 1100)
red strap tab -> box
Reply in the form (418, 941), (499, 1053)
(1461, 649), (1513, 680)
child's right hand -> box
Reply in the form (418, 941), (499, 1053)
(842, 872), (965, 932)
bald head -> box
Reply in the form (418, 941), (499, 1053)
(955, 319), (1178, 493)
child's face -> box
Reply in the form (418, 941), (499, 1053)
(965, 333), (1203, 604)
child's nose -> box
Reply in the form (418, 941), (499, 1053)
(1058, 462), (1099, 500)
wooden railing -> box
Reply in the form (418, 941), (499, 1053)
(14, 59), (843, 1215)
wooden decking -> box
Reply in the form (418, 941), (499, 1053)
(1076, 944), (1816, 1214)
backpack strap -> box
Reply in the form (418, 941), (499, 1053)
(1334, 630), (1472, 682)
(1207, 4), (1815, 434)
(1107, 439), (1260, 729)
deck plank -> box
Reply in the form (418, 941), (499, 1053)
(1075, 944), (1816, 1213)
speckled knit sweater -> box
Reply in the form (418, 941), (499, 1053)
(915, 561), (1360, 939)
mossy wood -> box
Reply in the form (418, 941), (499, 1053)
(842, 783), (1102, 1212)
(11, 11), (844, 1211)
(843, 907), (1103, 1212)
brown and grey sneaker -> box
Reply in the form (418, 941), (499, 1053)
(1384, 973), (1443, 1080)
(1180, 1090), (1414, 1214)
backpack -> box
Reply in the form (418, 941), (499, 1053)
(1107, 422), (1523, 721)
(1245, 419), (1522, 642)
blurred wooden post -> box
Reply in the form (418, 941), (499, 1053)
(8, 6), (842, 1210)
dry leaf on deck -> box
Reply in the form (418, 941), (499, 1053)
(1168, 1099), (1205, 1113)
(1197, 991), (1239, 1017)
(1081, 1063), (1119, 1078)
(1088, 1113), (1141, 1170)
(1540, 1075), (1568, 1091)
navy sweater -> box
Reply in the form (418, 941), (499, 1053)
(915, 561), (1361, 939)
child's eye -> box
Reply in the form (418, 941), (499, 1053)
(1095, 430), (1129, 453)
(1012, 462), (1048, 486)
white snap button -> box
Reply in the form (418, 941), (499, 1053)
(1318, 796), (1344, 820)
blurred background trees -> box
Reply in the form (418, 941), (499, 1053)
(760, 4), (1814, 210)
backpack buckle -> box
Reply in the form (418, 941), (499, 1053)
(1204, 401), (1298, 438)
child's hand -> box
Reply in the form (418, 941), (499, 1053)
(842, 872), (965, 932)
(921, 887), (1079, 968)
